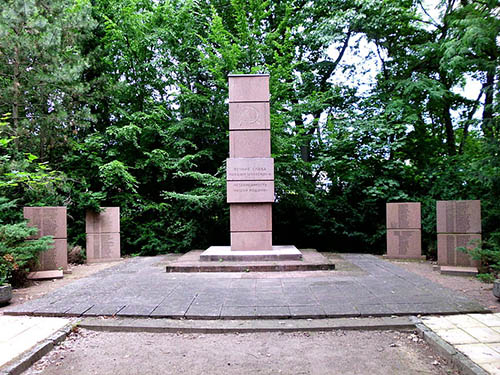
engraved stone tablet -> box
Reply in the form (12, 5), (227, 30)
(35, 238), (68, 271)
(227, 158), (274, 181)
(231, 231), (273, 251)
(229, 130), (271, 158)
(86, 207), (120, 234)
(86, 233), (121, 263)
(228, 75), (270, 103)
(24, 207), (67, 239)
(229, 102), (270, 130)
(437, 234), (481, 267)
(230, 203), (272, 232)
(386, 229), (421, 259)
(436, 200), (481, 233)
(386, 203), (421, 229)
(227, 181), (274, 203)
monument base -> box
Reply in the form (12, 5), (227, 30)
(27, 270), (64, 280)
(383, 254), (426, 260)
(200, 245), (302, 261)
(165, 249), (333, 272)
(87, 258), (122, 264)
(438, 266), (478, 276)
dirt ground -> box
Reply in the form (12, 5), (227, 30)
(24, 329), (459, 375)
(387, 259), (500, 313)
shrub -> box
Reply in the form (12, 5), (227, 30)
(459, 239), (500, 283)
(0, 197), (53, 286)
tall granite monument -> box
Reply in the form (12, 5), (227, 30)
(436, 200), (481, 268)
(201, 74), (301, 261)
(227, 74), (274, 250)
(386, 202), (423, 259)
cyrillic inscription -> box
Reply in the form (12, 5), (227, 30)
(227, 158), (274, 181)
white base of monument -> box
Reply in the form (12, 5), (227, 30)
(200, 246), (302, 261)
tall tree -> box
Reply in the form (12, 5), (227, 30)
(0, 0), (94, 162)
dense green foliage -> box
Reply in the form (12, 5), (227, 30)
(0, 115), (58, 285)
(0, 0), (498, 262)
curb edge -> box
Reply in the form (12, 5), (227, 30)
(0, 323), (74, 375)
(412, 317), (489, 375)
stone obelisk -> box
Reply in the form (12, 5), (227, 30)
(201, 74), (301, 261)
(227, 74), (274, 250)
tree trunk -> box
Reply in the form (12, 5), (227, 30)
(482, 70), (495, 138)
(12, 45), (20, 149)
(443, 103), (456, 156)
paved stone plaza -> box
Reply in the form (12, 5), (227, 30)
(3, 254), (488, 319)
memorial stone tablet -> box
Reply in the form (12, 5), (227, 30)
(24, 207), (67, 239)
(226, 158), (274, 181)
(24, 207), (68, 271)
(436, 200), (481, 268)
(85, 207), (121, 262)
(437, 234), (481, 267)
(436, 200), (481, 233)
(86, 207), (120, 234)
(386, 230), (421, 259)
(386, 202), (421, 229)
(385, 202), (422, 259)
(37, 238), (68, 271)
(227, 181), (274, 203)
(86, 233), (121, 263)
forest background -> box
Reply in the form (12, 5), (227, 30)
(0, 0), (498, 259)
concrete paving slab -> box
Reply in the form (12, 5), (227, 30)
(421, 313), (500, 374)
(116, 304), (159, 317)
(434, 328), (479, 345)
(185, 304), (222, 319)
(0, 316), (70, 370)
(446, 314), (488, 328)
(83, 304), (125, 317)
(455, 343), (500, 365)
(289, 305), (326, 318)
(470, 313), (500, 327)
(2, 254), (489, 320)
(488, 343), (500, 353)
(480, 363), (500, 375)
(255, 306), (291, 318)
(421, 316), (457, 330)
(220, 305), (258, 319)
(465, 327), (500, 343)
